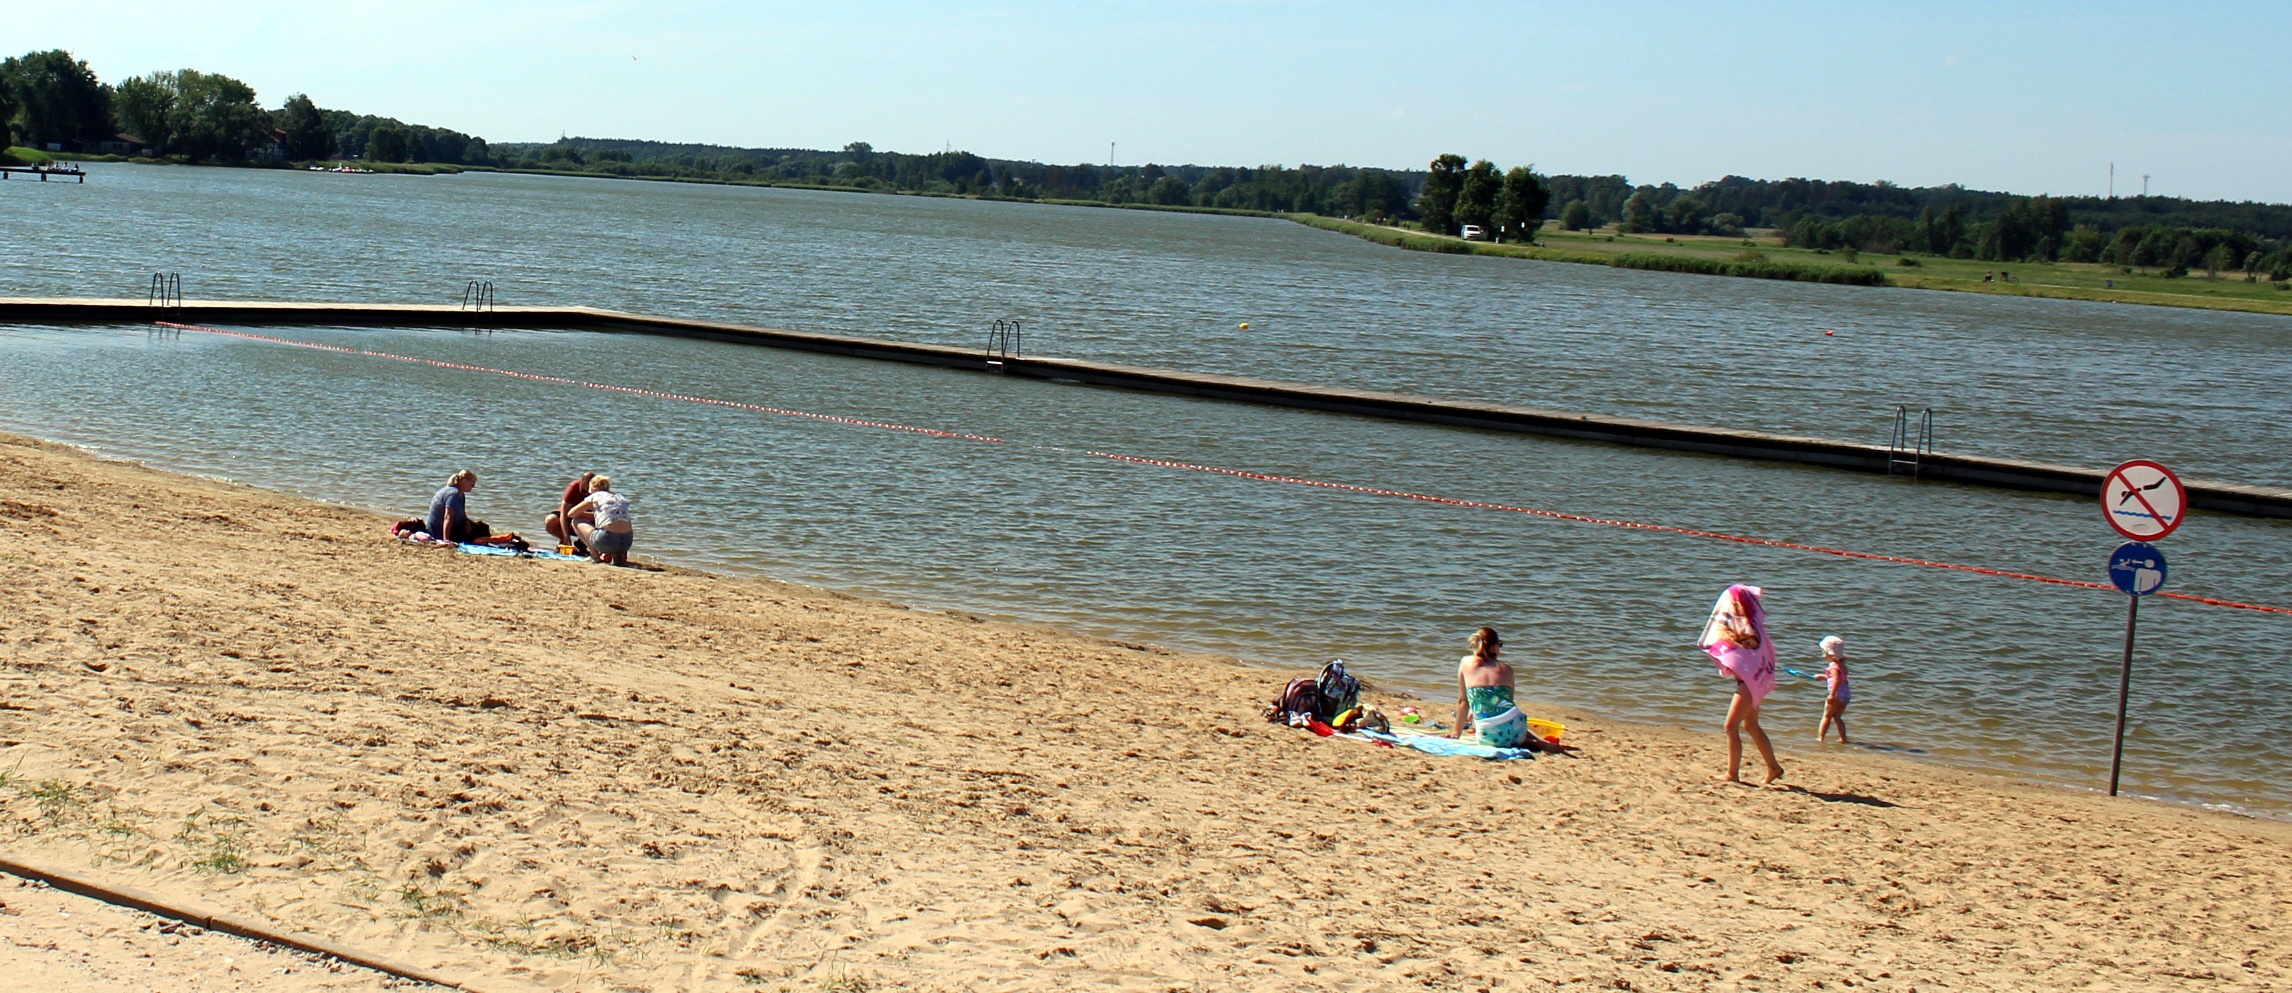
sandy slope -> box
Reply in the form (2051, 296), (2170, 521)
(0, 432), (2284, 992)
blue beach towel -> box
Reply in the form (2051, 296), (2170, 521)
(455, 543), (588, 561)
(1358, 729), (1538, 761)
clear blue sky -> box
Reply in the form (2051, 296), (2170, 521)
(17, 1), (2291, 202)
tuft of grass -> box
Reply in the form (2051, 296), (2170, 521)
(175, 812), (250, 874)
(819, 975), (870, 993)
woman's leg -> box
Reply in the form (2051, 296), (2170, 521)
(1718, 686), (1750, 781)
(1743, 700), (1784, 784)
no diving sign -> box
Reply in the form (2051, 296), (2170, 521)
(2102, 460), (2186, 541)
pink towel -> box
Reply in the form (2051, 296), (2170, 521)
(1699, 584), (1777, 704)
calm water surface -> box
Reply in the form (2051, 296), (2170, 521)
(2, 165), (2287, 816)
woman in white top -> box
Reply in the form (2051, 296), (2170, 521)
(567, 475), (634, 566)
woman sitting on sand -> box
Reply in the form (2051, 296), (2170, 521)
(1452, 627), (1544, 750)
(1700, 584), (1784, 785)
(564, 475), (634, 566)
(424, 469), (488, 543)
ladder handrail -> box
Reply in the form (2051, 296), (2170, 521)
(146, 272), (182, 310)
(1889, 405), (1934, 478)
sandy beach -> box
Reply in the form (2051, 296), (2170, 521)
(0, 430), (2285, 992)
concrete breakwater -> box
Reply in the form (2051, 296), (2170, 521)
(6, 296), (2287, 518)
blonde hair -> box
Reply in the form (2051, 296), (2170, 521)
(588, 475), (612, 492)
(1467, 627), (1502, 657)
(447, 469), (477, 487)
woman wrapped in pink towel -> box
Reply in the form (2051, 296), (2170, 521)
(1699, 584), (1784, 785)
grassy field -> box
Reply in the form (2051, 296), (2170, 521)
(1324, 218), (2292, 316)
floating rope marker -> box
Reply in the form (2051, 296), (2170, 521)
(152, 322), (2292, 617)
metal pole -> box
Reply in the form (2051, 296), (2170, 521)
(2107, 593), (2138, 796)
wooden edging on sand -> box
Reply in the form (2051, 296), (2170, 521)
(0, 853), (487, 991)
(4, 296), (2288, 517)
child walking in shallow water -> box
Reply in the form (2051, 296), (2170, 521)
(1816, 635), (1851, 743)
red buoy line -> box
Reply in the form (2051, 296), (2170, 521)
(154, 321), (2292, 616)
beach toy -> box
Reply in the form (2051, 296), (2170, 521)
(1399, 706), (1421, 723)
(1237, 322), (1250, 330)
(1525, 719), (1566, 744)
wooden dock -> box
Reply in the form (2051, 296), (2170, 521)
(4, 295), (2287, 518)
(0, 165), (86, 182)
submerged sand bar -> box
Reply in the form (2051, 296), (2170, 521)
(6, 295), (2289, 518)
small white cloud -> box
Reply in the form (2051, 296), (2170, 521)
(1944, 53), (1961, 68)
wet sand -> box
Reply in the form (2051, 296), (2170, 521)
(0, 432), (2285, 991)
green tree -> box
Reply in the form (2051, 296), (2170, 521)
(1619, 190), (1657, 233)
(1453, 159), (1501, 233)
(5, 49), (112, 147)
(1663, 195), (1707, 234)
(112, 73), (177, 152)
(1146, 174), (1190, 205)
(0, 71), (17, 146)
(170, 71), (264, 161)
(2203, 243), (2237, 279)
(1417, 153), (1467, 234)
(277, 93), (331, 160)
(1559, 198), (1591, 231)
(1492, 166), (1550, 243)
(366, 125), (408, 163)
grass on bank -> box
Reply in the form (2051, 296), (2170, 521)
(1287, 215), (1888, 286)
(1298, 216), (2292, 315)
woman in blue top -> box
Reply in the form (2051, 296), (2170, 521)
(1453, 627), (1542, 749)
(425, 469), (485, 542)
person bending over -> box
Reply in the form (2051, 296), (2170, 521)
(566, 475), (634, 566)
(425, 470), (487, 543)
(543, 471), (596, 552)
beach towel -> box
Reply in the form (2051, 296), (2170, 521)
(1699, 583), (1777, 704)
(1357, 729), (1537, 761)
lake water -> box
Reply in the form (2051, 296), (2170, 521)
(3, 164), (2289, 816)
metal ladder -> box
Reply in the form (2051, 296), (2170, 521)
(1889, 405), (1934, 478)
(147, 272), (182, 311)
(986, 319), (1023, 373)
(459, 280), (497, 312)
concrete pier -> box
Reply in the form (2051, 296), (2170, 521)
(5, 295), (2287, 518)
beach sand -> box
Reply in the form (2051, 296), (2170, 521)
(0, 431), (2285, 992)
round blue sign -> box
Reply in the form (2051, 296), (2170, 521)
(2108, 541), (2167, 596)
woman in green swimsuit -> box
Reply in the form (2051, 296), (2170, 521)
(1453, 627), (1537, 749)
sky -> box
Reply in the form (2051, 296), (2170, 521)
(14, 1), (2292, 202)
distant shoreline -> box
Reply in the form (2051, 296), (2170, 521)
(54, 154), (2292, 318)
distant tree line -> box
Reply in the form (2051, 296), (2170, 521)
(494, 138), (1420, 218)
(1411, 154), (1550, 242)
(1, 48), (490, 165)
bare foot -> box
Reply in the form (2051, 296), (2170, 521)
(1763, 766), (1786, 785)
(1711, 774), (1742, 784)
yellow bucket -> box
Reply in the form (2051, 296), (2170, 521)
(1526, 719), (1566, 744)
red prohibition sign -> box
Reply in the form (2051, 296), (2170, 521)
(2101, 460), (2187, 541)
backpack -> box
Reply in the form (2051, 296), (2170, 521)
(1315, 660), (1359, 722)
(1263, 678), (1322, 725)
